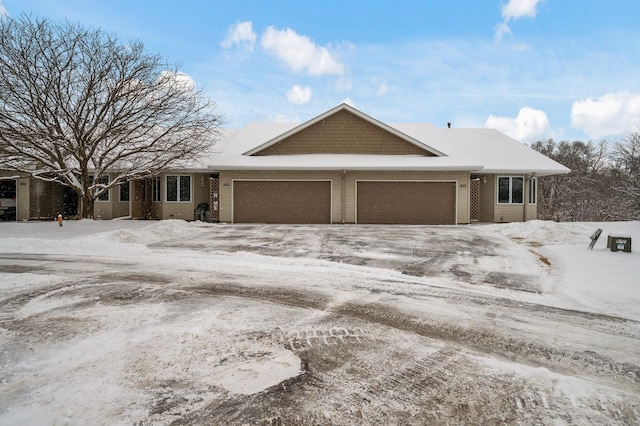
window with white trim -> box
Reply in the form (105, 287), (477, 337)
(528, 178), (537, 204)
(152, 176), (161, 202)
(166, 175), (191, 202)
(498, 176), (523, 204)
(119, 181), (130, 202)
(89, 175), (110, 202)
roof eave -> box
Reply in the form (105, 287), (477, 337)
(207, 164), (483, 172)
(479, 168), (571, 176)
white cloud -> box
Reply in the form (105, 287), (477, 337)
(377, 83), (388, 97)
(221, 21), (256, 51)
(286, 85), (312, 105)
(495, 0), (543, 42)
(485, 107), (550, 142)
(571, 92), (640, 139)
(261, 26), (344, 76)
(501, 0), (542, 20)
(494, 22), (512, 42)
(158, 71), (196, 92)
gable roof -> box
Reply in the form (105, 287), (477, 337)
(203, 104), (570, 176)
(245, 103), (446, 157)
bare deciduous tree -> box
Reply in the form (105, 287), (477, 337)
(532, 135), (640, 222)
(613, 132), (640, 217)
(0, 15), (222, 218)
(531, 139), (609, 221)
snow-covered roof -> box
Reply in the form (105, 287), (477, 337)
(202, 104), (570, 176)
(393, 124), (571, 176)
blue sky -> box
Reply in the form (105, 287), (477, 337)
(2, 0), (640, 142)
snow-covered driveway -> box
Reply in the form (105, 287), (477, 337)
(1, 220), (639, 424)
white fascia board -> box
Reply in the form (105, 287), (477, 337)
(479, 168), (571, 176)
(210, 165), (482, 171)
(208, 160), (484, 171)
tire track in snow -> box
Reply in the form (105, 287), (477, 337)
(334, 301), (640, 388)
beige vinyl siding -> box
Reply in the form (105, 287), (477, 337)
(162, 172), (194, 219)
(150, 201), (163, 220)
(192, 173), (211, 209)
(494, 204), (527, 222)
(113, 202), (129, 218)
(159, 173), (210, 220)
(93, 185), (113, 220)
(16, 177), (29, 221)
(113, 181), (130, 218)
(129, 179), (149, 219)
(494, 174), (527, 222)
(526, 203), (537, 221)
(162, 202), (194, 220)
(525, 177), (537, 221)
(492, 174), (538, 222)
(254, 109), (435, 157)
(219, 171), (343, 223)
(522, 176), (538, 220)
(150, 176), (163, 219)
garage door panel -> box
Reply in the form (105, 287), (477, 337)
(234, 181), (331, 224)
(357, 181), (455, 225)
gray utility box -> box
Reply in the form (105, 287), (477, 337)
(607, 236), (632, 253)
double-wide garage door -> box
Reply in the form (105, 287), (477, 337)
(357, 181), (456, 225)
(233, 180), (331, 224)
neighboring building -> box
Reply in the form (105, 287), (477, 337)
(2, 103), (569, 224)
(1, 171), (79, 221)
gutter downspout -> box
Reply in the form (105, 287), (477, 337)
(342, 169), (347, 224)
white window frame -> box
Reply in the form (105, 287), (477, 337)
(497, 176), (524, 205)
(166, 175), (191, 202)
(528, 178), (537, 204)
(152, 176), (161, 203)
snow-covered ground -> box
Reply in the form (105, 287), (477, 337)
(0, 219), (638, 424)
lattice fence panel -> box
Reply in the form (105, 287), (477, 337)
(29, 180), (60, 219)
(209, 177), (220, 222)
(470, 178), (480, 222)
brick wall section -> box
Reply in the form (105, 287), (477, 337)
(253, 109), (436, 156)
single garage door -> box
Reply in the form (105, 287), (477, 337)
(357, 181), (456, 225)
(233, 180), (331, 224)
